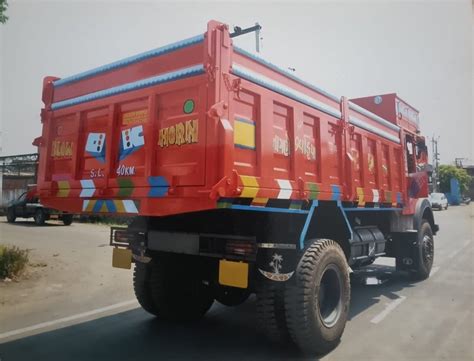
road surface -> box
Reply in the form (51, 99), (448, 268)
(0, 205), (472, 360)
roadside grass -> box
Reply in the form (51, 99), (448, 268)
(0, 245), (29, 280)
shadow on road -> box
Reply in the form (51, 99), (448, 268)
(0, 265), (416, 361)
(2, 220), (65, 227)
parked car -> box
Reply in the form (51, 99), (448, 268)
(461, 196), (471, 205)
(429, 192), (448, 210)
(5, 187), (74, 226)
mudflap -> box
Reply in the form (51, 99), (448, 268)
(386, 231), (418, 269)
(256, 244), (298, 284)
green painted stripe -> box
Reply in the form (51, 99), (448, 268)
(307, 183), (320, 200)
(289, 201), (303, 210)
(117, 178), (134, 197)
(217, 201), (232, 209)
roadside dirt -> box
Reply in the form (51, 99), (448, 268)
(0, 218), (134, 331)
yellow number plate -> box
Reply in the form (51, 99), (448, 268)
(112, 248), (132, 269)
(218, 259), (248, 289)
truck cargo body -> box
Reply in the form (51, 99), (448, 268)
(37, 20), (437, 355)
(37, 21), (421, 216)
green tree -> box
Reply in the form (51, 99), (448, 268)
(438, 164), (472, 194)
(0, 0), (8, 24)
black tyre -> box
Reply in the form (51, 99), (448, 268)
(285, 239), (350, 355)
(34, 209), (46, 226)
(133, 262), (160, 316)
(445, 204), (448, 210)
(6, 208), (16, 223)
(256, 283), (289, 342)
(215, 286), (250, 307)
(62, 214), (74, 226)
(148, 255), (214, 321)
(410, 221), (434, 280)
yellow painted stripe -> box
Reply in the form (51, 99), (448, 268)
(240, 175), (259, 198)
(99, 202), (108, 213)
(252, 197), (268, 205)
(57, 181), (70, 197)
(356, 187), (365, 206)
(234, 119), (255, 149)
(114, 200), (126, 213)
(85, 200), (96, 212)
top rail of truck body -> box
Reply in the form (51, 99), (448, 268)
(37, 20), (427, 217)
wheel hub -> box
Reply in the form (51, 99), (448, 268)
(316, 264), (343, 328)
(421, 235), (434, 266)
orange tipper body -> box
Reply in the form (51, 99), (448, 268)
(37, 20), (429, 217)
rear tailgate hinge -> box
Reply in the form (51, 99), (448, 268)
(210, 170), (241, 199)
(207, 101), (228, 119)
(223, 73), (241, 97)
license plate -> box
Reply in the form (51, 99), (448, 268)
(218, 259), (248, 289)
(112, 248), (132, 269)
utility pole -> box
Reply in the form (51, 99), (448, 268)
(431, 136), (440, 192)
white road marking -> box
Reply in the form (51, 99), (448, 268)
(370, 296), (407, 324)
(447, 239), (471, 259)
(0, 299), (138, 342)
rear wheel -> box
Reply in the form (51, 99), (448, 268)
(284, 239), (350, 355)
(62, 214), (73, 226)
(256, 282), (289, 342)
(134, 256), (214, 320)
(133, 262), (159, 316)
(151, 255), (214, 320)
(34, 209), (46, 226)
(6, 208), (16, 223)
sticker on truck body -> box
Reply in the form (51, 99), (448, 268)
(258, 253), (294, 282)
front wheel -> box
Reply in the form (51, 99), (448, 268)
(34, 209), (46, 226)
(411, 221), (434, 280)
(284, 239), (350, 355)
(62, 214), (73, 226)
(6, 208), (16, 223)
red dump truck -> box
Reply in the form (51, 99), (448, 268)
(36, 20), (437, 354)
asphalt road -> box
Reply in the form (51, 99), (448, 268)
(0, 205), (472, 361)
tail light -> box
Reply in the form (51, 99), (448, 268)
(225, 240), (256, 257)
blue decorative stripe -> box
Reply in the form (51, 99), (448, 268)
(148, 176), (169, 198)
(92, 200), (104, 213)
(234, 144), (256, 150)
(299, 200), (318, 249)
(235, 117), (255, 125)
(337, 201), (354, 240)
(53, 34), (205, 87)
(331, 185), (342, 201)
(234, 46), (341, 103)
(232, 64), (341, 119)
(105, 200), (117, 213)
(51, 65), (205, 110)
(229, 204), (310, 214)
(148, 176), (169, 187)
(343, 207), (401, 212)
(396, 192), (403, 204)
